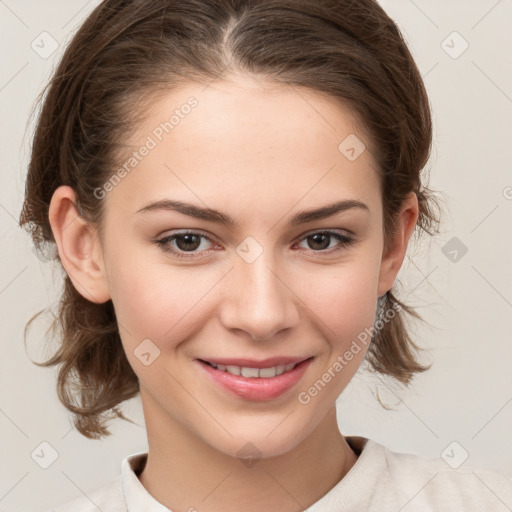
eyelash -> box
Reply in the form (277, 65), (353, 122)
(154, 230), (355, 259)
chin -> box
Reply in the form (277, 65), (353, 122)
(199, 414), (320, 461)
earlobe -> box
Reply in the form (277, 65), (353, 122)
(377, 192), (419, 297)
(48, 185), (111, 304)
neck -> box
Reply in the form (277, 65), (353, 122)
(138, 399), (358, 512)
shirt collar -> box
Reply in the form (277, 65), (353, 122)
(121, 452), (171, 511)
(120, 436), (374, 511)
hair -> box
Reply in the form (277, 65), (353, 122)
(20, 0), (441, 439)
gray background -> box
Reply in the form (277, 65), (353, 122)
(1, 1), (511, 511)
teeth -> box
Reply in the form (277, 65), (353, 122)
(226, 365), (240, 376)
(259, 366), (278, 378)
(209, 362), (297, 378)
(241, 367), (259, 378)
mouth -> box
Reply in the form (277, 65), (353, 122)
(199, 359), (306, 378)
(196, 356), (314, 401)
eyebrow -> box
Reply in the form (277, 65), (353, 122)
(136, 198), (369, 226)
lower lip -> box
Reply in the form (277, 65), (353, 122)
(198, 358), (313, 401)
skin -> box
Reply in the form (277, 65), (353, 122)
(48, 75), (418, 512)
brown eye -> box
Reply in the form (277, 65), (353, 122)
(297, 231), (354, 254)
(174, 233), (202, 252)
(306, 233), (331, 250)
(155, 231), (215, 258)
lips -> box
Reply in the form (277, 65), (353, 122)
(198, 355), (311, 379)
(201, 360), (299, 378)
(197, 356), (314, 401)
(198, 356), (310, 368)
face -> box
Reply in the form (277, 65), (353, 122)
(90, 76), (394, 458)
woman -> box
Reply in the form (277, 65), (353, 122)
(20, 0), (512, 510)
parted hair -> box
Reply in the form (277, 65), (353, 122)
(20, 0), (441, 439)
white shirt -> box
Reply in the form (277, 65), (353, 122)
(49, 436), (512, 511)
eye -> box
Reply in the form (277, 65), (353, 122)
(155, 230), (217, 258)
(154, 229), (355, 259)
(295, 230), (355, 255)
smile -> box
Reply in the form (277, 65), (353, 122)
(202, 361), (298, 378)
(197, 357), (314, 401)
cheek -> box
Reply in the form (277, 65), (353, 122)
(107, 250), (219, 348)
(294, 259), (379, 407)
(307, 256), (380, 340)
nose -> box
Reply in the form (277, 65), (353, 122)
(219, 248), (300, 341)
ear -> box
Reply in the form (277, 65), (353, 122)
(377, 191), (419, 297)
(48, 185), (111, 304)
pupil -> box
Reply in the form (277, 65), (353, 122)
(178, 234), (200, 251)
(309, 234), (329, 250)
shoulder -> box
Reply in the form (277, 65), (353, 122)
(370, 438), (512, 511)
(46, 475), (126, 512)
(45, 451), (149, 512)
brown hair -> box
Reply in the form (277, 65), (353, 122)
(20, 0), (441, 439)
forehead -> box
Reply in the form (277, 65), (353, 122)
(105, 76), (380, 219)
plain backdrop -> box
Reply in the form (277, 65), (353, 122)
(1, 1), (511, 511)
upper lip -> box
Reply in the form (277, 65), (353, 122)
(199, 356), (313, 368)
